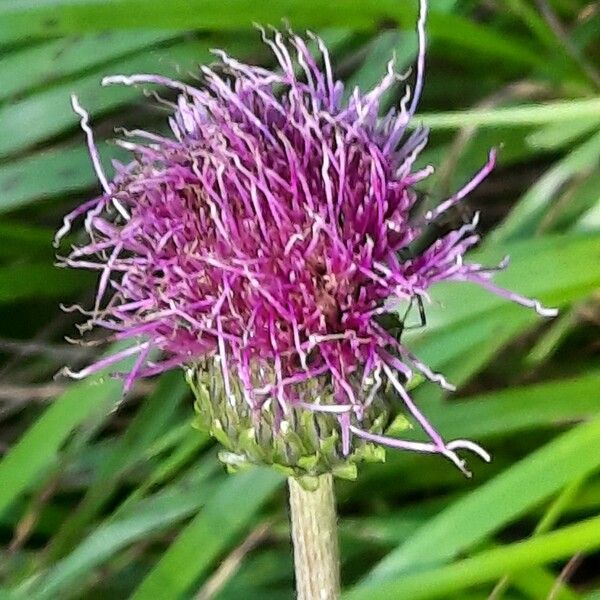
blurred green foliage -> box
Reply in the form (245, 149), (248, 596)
(0, 0), (599, 598)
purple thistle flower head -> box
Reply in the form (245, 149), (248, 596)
(57, 0), (556, 481)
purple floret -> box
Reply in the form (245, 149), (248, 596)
(57, 0), (556, 475)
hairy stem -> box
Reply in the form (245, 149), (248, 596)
(288, 474), (340, 600)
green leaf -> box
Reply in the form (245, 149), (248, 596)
(545, 170), (600, 234)
(421, 234), (600, 333)
(0, 2), (449, 37)
(400, 234), (600, 388)
(117, 426), (210, 513)
(499, 0), (556, 50)
(0, 36), (261, 158)
(411, 98), (600, 129)
(0, 144), (110, 213)
(0, 263), (91, 303)
(362, 414), (600, 582)
(354, 372), (600, 499)
(489, 132), (600, 244)
(0, 31), (177, 101)
(341, 511), (580, 600)
(525, 307), (578, 366)
(17, 459), (219, 600)
(526, 119), (600, 151)
(344, 31), (416, 98)
(426, 13), (545, 70)
(0, 345), (133, 518)
(0, 0), (408, 38)
(410, 309), (532, 397)
(487, 474), (586, 600)
(0, 2), (546, 69)
(346, 514), (600, 600)
(0, 222), (54, 257)
(514, 569), (579, 600)
(130, 468), (282, 600)
(46, 371), (189, 559)
(574, 199), (600, 233)
(410, 371), (600, 442)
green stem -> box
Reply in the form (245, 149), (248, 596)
(288, 474), (340, 600)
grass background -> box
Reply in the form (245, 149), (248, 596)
(0, 0), (599, 598)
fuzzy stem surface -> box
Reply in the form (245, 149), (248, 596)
(288, 474), (340, 600)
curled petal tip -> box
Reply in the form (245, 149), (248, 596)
(101, 75), (118, 86)
(447, 439), (491, 463)
(56, 366), (80, 380)
(441, 439), (491, 477)
(443, 450), (472, 477)
(538, 305), (559, 318)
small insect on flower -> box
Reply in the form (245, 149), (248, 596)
(56, 0), (557, 484)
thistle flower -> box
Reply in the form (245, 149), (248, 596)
(56, 0), (556, 482)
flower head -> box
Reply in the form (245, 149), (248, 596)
(57, 0), (556, 481)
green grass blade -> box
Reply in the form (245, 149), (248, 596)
(574, 194), (600, 232)
(0, 346), (133, 518)
(18, 459), (219, 600)
(46, 371), (189, 559)
(374, 233), (600, 409)
(398, 234), (600, 388)
(116, 427), (210, 515)
(526, 119), (600, 150)
(545, 170), (600, 234)
(488, 475), (586, 600)
(0, 3), (546, 68)
(344, 31), (416, 98)
(345, 514), (600, 600)
(0, 44), (193, 158)
(0, 0), (413, 37)
(427, 12), (545, 70)
(0, 31), (177, 101)
(489, 131), (600, 244)
(0, 37), (261, 159)
(362, 414), (600, 582)
(0, 222), (55, 257)
(0, 143), (124, 214)
(411, 98), (600, 129)
(411, 371), (600, 442)
(0, 263), (92, 303)
(499, 0), (556, 49)
(419, 234), (600, 335)
(354, 372), (600, 499)
(525, 308), (577, 366)
(513, 569), (579, 600)
(130, 468), (282, 600)
(342, 513), (580, 600)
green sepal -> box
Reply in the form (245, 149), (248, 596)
(332, 462), (358, 480)
(188, 362), (397, 481)
(219, 451), (251, 472)
(386, 413), (412, 436)
(211, 418), (233, 448)
(296, 475), (321, 491)
(272, 463), (296, 477)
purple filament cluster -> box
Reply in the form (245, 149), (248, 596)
(57, 0), (556, 475)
